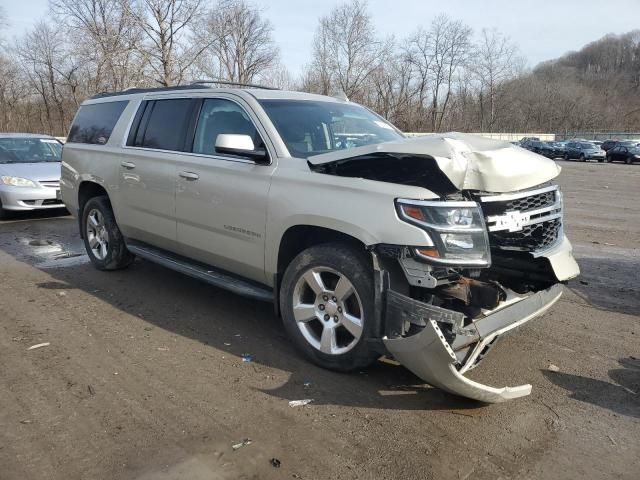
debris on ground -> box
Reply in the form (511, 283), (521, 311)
(232, 438), (252, 451)
(548, 364), (560, 372)
(224, 342), (231, 346)
(303, 382), (312, 388)
(20, 419), (32, 424)
(270, 458), (281, 468)
(607, 435), (617, 446)
(27, 342), (50, 351)
(241, 353), (253, 362)
(289, 399), (313, 407)
(58, 291), (67, 297)
(88, 385), (95, 396)
(157, 347), (169, 351)
(579, 280), (589, 285)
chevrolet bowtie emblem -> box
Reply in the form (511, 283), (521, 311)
(492, 210), (530, 232)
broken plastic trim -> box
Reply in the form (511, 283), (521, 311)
(383, 284), (563, 403)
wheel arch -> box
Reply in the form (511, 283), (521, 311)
(77, 181), (110, 238)
(276, 225), (368, 276)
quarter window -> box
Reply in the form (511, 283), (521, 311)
(67, 101), (128, 145)
(192, 99), (263, 156)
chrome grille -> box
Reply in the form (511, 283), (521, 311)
(477, 185), (562, 253)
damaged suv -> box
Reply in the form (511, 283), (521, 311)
(61, 83), (579, 403)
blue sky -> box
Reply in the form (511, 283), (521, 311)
(3, 0), (639, 74)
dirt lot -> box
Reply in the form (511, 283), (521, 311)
(0, 161), (638, 480)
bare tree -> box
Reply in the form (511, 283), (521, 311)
(472, 28), (521, 131)
(51, 0), (143, 91)
(125, 0), (205, 86)
(195, 0), (279, 84)
(309, 0), (386, 100)
(15, 22), (71, 134)
(405, 15), (472, 131)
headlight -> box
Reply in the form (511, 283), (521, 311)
(1, 176), (37, 187)
(396, 199), (491, 267)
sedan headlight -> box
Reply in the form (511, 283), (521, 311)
(396, 199), (491, 267)
(1, 176), (37, 187)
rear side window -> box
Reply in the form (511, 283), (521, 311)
(67, 101), (128, 144)
(137, 99), (194, 151)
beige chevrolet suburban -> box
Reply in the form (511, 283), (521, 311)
(61, 82), (580, 402)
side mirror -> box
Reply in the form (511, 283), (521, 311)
(215, 134), (269, 164)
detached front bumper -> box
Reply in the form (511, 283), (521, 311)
(0, 185), (64, 211)
(383, 284), (563, 403)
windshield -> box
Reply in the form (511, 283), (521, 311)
(259, 100), (404, 158)
(0, 137), (62, 163)
(579, 143), (596, 149)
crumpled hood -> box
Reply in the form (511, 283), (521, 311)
(308, 132), (561, 193)
(0, 162), (61, 182)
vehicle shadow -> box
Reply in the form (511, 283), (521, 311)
(32, 258), (481, 412)
(542, 358), (640, 418)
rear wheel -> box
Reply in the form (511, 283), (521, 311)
(279, 243), (379, 371)
(81, 196), (134, 270)
(579, 154), (586, 162)
(606, 156), (612, 163)
(563, 153), (569, 160)
(625, 156), (632, 165)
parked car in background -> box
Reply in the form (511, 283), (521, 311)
(606, 144), (640, 164)
(601, 140), (620, 151)
(563, 141), (606, 162)
(520, 139), (546, 154)
(552, 141), (568, 157)
(0, 133), (64, 219)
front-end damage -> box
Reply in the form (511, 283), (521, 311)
(382, 285), (562, 403)
(309, 132), (580, 402)
(368, 182), (579, 402)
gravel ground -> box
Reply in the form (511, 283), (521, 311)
(0, 160), (638, 480)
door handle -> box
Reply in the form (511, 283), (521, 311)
(121, 161), (136, 169)
(179, 171), (200, 181)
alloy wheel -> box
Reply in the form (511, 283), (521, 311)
(291, 266), (364, 355)
(86, 208), (110, 260)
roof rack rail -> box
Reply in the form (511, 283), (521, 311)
(190, 79), (280, 90)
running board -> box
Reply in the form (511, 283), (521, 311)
(126, 242), (273, 302)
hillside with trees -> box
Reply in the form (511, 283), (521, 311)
(0, 0), (638, 136)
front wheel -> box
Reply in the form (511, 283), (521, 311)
(626, 156), (633, 165)
(279, 243), (380, 371)
(563, 153), (569, 160)
(81, 196), (134, 270)
(579, 154), (586, 162)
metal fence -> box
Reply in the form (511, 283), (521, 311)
(407, 131), (640, 142)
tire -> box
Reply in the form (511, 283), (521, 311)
(279, 243), (379, 371)
(81, 196), (134, 270)
(563, 153), (569, 160)
(625, 156), (632, 165)
(606, 156), (612, 163)
(598, 158), (604, 163)
(579, 154), (586, 162)
(0, 199), (7, 220)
